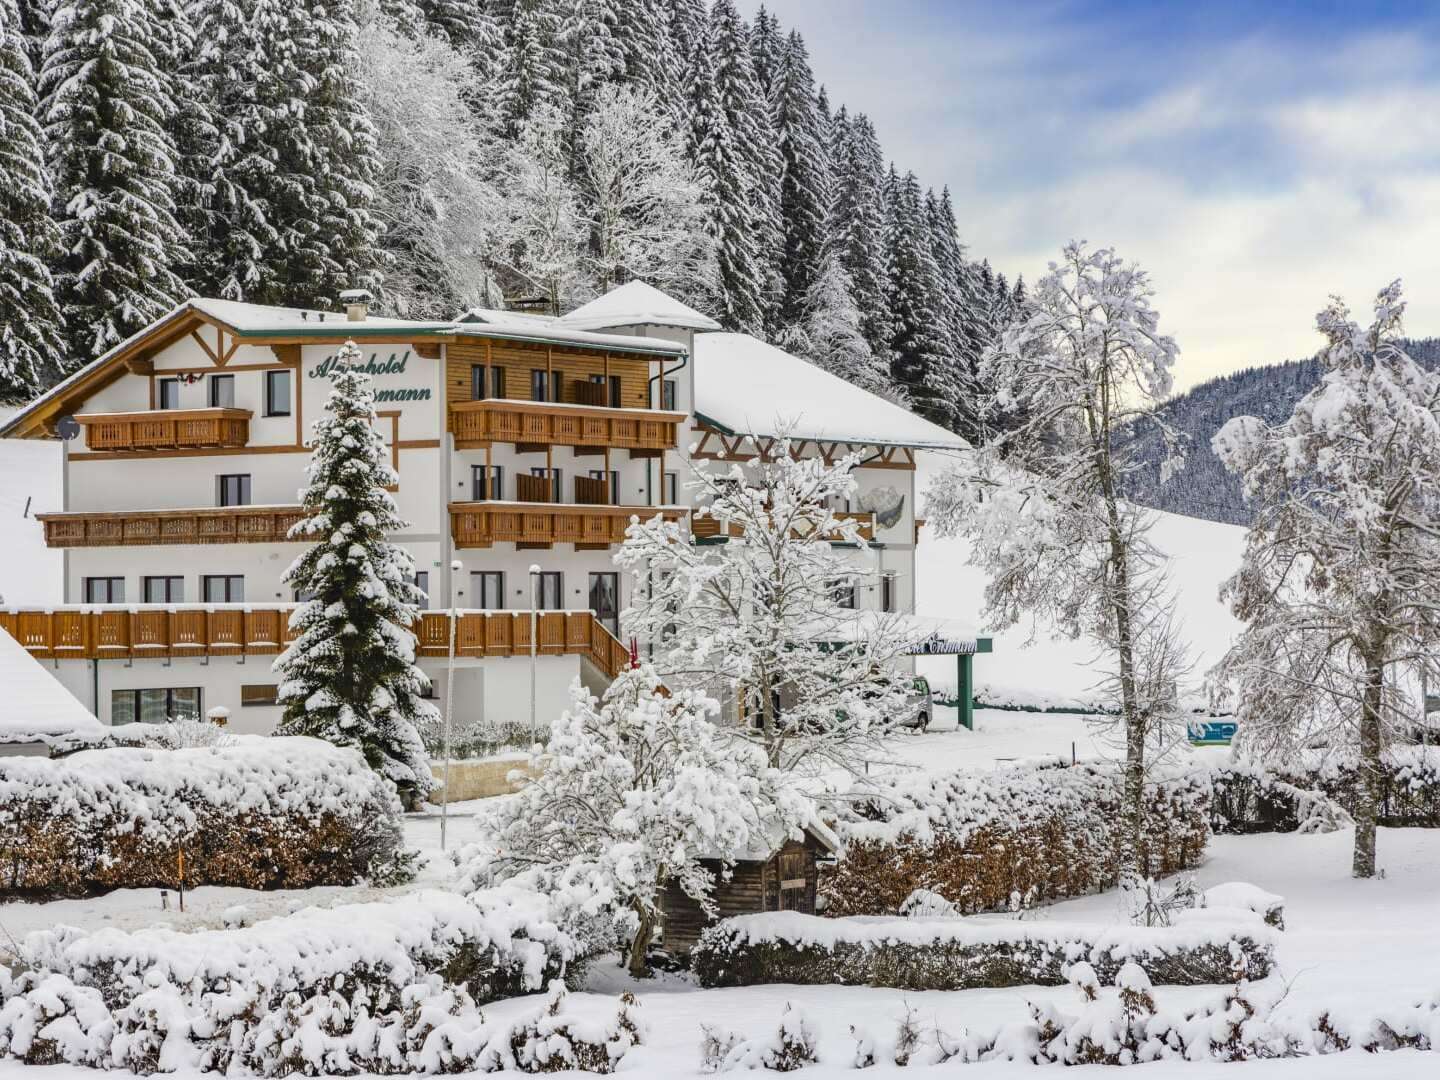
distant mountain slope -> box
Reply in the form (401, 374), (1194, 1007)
(1121, 338), (1440, 525)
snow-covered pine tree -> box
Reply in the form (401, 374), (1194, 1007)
(1211, 281), (1440, 879)
(618, 431), (914, 779)
(493, 0), (568, 136)
(274, 340), (437, 807)
(685, 15), (765, 334)
(926, 186), (977, 439)
(556, 0), (623, 136)
(12, 0), (45, 86)
(575, 83), (715, 302)
(886, 170), (954, 428)
(664, 0), (707, 68)
(747, 4), (783, 95)
(353, 5), (503, 317)
(926, 241), (1186, 877)
(0, 0), (64, 401)
(416, 0), (490, 47)
(779, 247), (899, 403)
(152, 0), (216, 289)
(773, 30), (831, 327)
(830, 109), (892, 359)
(188, 0), (382, 307)
(467, 663), (809, 976)
(612, 0), (683, 113)
(39, 0), (191, 362)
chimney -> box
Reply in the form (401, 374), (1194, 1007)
(339, 288), (374, 322)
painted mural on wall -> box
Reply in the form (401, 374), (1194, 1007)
(858, 486), (905, 529)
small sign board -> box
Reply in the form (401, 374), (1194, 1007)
(1188, 720), (1237, 746)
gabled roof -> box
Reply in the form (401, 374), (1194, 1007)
(0, 627), (108, 747)
(693, 333), (970, 452)
(559, 281), (722, 333)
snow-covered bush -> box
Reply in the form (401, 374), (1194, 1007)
(1195, 882), (1285, 930)
(701, 1004), (819, 1073)
(1208, 748), (1440, 834)
(823, 760), (1208, 917)
(505, 983), (643, 1074)
(690, 911), (1274, 991)
(898, 888), (960, 919)
(0, 736), (407, 896)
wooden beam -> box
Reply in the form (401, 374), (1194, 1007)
(189, 330), (221, 365)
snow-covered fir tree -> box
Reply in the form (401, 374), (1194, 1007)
(926, 241), (1187, 876)
(612, 0), (683, 108)
(618, 432), (914, 780)
(574, 83), (715, 302)
(1210, 281), (1440, 880)
(772, 29), (831, 326)
(0, 0), (64, 400)
(39, 0), (191, 362)
(556, 0), (623, 135)
(187, 0), (382, 307)
(886, 169), (953, 428)
(925, 187), (977, 439)
(466, 663), (809, 976)
(830, 108), (892, 359)
(274, 341), (437, 807)
(493, 0), (568, 136)
(747, 4), (783, 95)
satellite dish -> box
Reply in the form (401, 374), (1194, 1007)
(56, 416), (80, 441)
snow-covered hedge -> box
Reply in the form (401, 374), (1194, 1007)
(690, 911), (1274, 991)
(0, 736), (408, 896)
(823, 760), (1209, 917)
(1209, 747), (1440, 833)
(0, 891), (607, 1073)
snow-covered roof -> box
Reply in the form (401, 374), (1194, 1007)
(0, 628), (108, 746)
(693, 333), (971, 452)
(558, 281), (722, 332)
(192, 297), (455, 333)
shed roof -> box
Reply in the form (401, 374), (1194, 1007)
(0, 627), (108, 747)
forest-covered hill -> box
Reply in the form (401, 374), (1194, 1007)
(1121, 338), (1440, 524)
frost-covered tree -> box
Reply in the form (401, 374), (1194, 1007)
(575, 83), (715, 302)
(498, 104), (585, 312)
(493, 0), (567, 136)
(354, 8), (503, 316)
(275, 341), (437, 807)
(556, 0), (622, 133)
(926, 242), (1186, 875)
(465, 663), (808, 976)
(618, 434), (913, 779)
(773, 29), (831, 326)
(188, 0), (382, 307)
(779, 247), (899, 403)
(39, 0), (191, 362)
(1210, 281), (1440, 879)
(0, 0), (64, 400)
(886, 170), (953, 428)
(830, 109), (891, 358)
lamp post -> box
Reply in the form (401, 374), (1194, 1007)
(529, 563), (541, 743)
(440, 559), (462, 852)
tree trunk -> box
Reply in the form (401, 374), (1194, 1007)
(1352, 654), (1385, 879)
(1102, 487), (1146, 878)
(626, 903), (658, 978)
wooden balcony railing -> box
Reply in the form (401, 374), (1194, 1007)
(78, 408), (252, 452)
(515, 472), (556, 503)
(574, 474), (609, 506)
(690, 510), (877, 542)
(34, 506), (306, 548)
(449, 399), (683, 454)
(1, 607), (633, 678)
(450, 501), (687, 548)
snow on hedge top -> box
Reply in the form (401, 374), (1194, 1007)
(694, 333), (971, 451)
(0, 627), (106, 745)
(558, 280), (722, 332)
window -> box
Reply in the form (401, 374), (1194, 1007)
(588, 572), (619, 636)
(158, 378), (180, 410)
(881, 572), (897, 614)
(662, 378), (677, 411)
(265, 369), (292, 416)
(588, 469), (620, 505)
(471, 570), (505, 610)
(534, 571), (563, 611)
(491, 366), (506, 399)
(241, 684), (279, 707)
(471, 364), (487, 400)
(111, 687), (202, 725)
(202, 575), (244, 602)
(530, 466), (562, 502)
(414, 571), (430, 610)
(662, 471), (679, 505)
(83, 577), (124, 603)
(530, 369), (550, 402)
(217, 474), (251, 507)
(471, 464), (503, 501)
(209, 373), (235, 408)
(143, 576), (183, 604)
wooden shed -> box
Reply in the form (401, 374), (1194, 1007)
(658, 820), (839, 956)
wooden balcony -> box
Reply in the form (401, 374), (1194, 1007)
(450, 501), (687, 549)
(2, 607), (632, 678)
(77, 408), (251, 452)
(449, 399), (683, 455)
(690, 510), (877, 542)
(35, 506), (306, 548)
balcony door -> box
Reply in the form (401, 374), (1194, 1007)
(471, 571), (505, 610)
(535, 571), (563, 611)
(588, 572), (620, 637)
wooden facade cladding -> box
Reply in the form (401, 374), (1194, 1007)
(449, 501), (687, 548)
(35, 506), (305, 548)
(690, 510), (877, 542)
(444, 338), (660, 412)
(77, 408), (252, 452)
(2, 607), (631, 676)
(448, 398), (683, 454)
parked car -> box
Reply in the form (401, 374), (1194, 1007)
(896, 675), (932, 732)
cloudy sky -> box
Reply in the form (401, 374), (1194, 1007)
(743, 0), (1440, 390)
